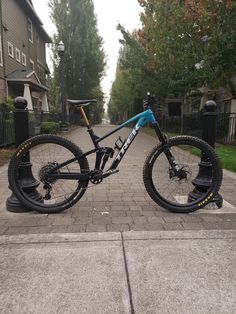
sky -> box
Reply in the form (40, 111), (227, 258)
(32, 0), (141, 102)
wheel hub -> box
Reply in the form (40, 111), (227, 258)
(178, 165), (192, 181)
(169, 165), (192, 182)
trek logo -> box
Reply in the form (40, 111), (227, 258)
(116, 125), (140, 161)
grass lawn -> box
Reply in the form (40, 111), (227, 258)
(141, 126), (177, 138)
(0, 147), (15, 167)
(215, 144), (236, 173)
(141, 127), (236, 173)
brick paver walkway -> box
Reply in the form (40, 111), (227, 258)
(0, 125), (236, 235)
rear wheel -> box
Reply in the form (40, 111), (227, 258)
(143, 136), (222, 213)
(8, 135), (89, 214)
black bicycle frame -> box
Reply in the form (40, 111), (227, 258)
(48, 108), (175, 181)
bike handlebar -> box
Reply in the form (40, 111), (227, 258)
(143, 93), (158, 110)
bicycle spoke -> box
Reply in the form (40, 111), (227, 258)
(10, 136), (89, 213)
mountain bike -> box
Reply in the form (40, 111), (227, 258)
(8, 98), (222, 214)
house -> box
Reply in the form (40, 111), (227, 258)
(0, 0), (52, 112)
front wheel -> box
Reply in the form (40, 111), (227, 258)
(143, 136), (222, 213)
(8, 134), (90, 214)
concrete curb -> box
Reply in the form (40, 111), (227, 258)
(0, 232), (121, 245)
(1, 229), (236, 245)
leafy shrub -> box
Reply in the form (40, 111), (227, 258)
(40, 122), (60, 134)
(0, 97), (14, 112)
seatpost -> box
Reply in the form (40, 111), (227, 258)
(80, 106), (90, 127)
(79, 106), (99, 148)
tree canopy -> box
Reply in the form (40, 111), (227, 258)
(49, 0), (106, 122)
(109, 0), (236, 121)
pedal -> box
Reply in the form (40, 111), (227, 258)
(102, 169), (119, 179)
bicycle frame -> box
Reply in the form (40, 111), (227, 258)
(49, 107), (173, 181)
(93, 109), (166, 170)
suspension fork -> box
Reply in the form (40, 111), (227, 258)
(152, 122), (179, 170)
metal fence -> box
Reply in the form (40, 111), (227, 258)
(1, 109), (236, 147)
(160, 112), (236, 144)
(0, 109), (14, 148)
(28, 111), (82, 137)
(0, 109), (82, 148)
(160, 113), (202, 138)
(216, 113), (236, 143)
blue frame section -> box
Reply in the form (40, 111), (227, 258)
(97, 109), (156, 144)
(119, 109), (156, 128)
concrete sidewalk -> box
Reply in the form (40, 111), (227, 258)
(0, 230), (235, 314)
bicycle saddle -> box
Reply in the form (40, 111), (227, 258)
(67, 99), (97, 107)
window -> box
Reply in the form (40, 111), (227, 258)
(22, 53), (26, 66)
(28, 19), (33, 43)
(0, 35), (3, 67)
(15, 48), (21, 63)
(8, 42), (14, 58)
(30, 59), (34, 70)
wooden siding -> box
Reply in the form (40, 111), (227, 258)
(1, 0), (28, 76)
(37, 35), (47, 66)
(0, 3), (4, 79)
(1, 0), (47, 82)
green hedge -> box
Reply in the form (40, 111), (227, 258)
(40, 122), (60, 134)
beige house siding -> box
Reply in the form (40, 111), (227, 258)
(0, 0), (51, 112)
(36, 36), (47, 85)
(28, 24), (37, 69)
(1, 0), (28, 76)
(1, 0), (48, 85)
(0, 79), (5, 99)
(37, 35), (46, 66)
(0, 2), (4, 80)
(0, 3), (5, 99)
(0, 0), (51, 108)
